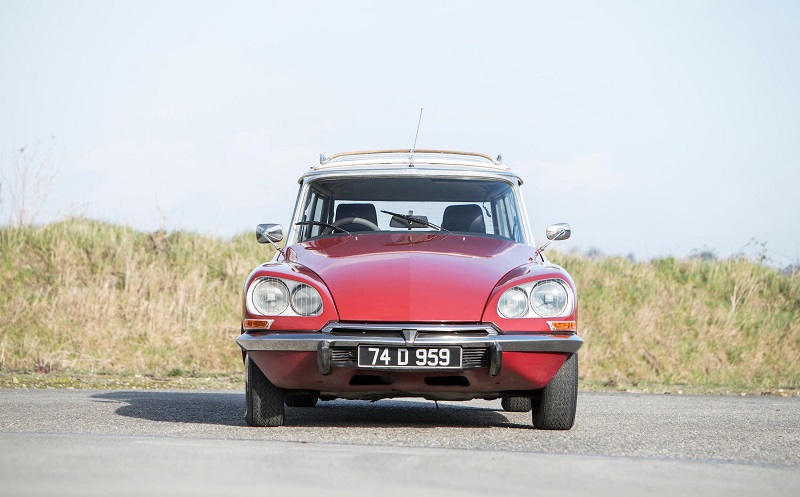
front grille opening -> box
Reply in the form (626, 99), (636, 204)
(424, 376), (470, 387)
(349, 375), (395, 386)
(417, 330), (492, 338)
(324, 323), (496, 338)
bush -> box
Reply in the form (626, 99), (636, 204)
(0, 218), (270, 374)
(1, 219), (797, 391)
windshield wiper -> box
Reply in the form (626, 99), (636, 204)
(380, 210), (450, 234)
(295, 221), (351, 236)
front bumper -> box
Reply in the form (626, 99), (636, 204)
(236, 322), (583, 376)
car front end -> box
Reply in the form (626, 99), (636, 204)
(237, 150), (582, 428)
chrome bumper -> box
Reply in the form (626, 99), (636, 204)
(238, 327), (583, 377)
(236, 331), (583, 353)
(238, 321), (582, 352)
(237, 323), (582, 377)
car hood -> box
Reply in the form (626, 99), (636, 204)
(286, 233), (537, 322)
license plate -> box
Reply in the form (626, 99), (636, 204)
(357, 346), (462, 369)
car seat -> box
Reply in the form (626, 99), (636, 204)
(441, 204), (486, 233)
(334, 203), (379, 232)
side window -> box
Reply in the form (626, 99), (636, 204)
(502, 191), (522, 243)
(298, 188), (330, 241)
(492, 196), (511, 239)
(482, 204), (496, 236)
(490, 191), (523, 243)
(312, 194), (327, 224)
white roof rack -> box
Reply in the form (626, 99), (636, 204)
(314, 149), (509, 171)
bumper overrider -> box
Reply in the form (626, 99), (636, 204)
(236, 323), (583, 376)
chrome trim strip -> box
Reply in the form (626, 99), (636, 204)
(236, 332), (583, 354)
(318, 149), (504, 167)
(300, 168), (522, 184)
(321, 323), (499, 335)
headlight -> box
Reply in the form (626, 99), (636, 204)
(247, 277), (324, 317)
(251, 277), (289, 315)
(290, 284), (323, 316)
(530, 280), (569, 317)
(496, 279), (573, 319)
(497, 287), (529, 318)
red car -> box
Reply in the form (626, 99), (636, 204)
(237, 150), (582, 429)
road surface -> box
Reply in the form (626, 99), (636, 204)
(0, 389), (798, 496)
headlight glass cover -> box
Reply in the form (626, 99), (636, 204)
(530, 280), (570, 317)
(290, 284), (323, 316)
(248, 277), (323, 317)
(251, 277), (289, 315)
(497, 286), (529, 318)
(496, 279), (573, 319)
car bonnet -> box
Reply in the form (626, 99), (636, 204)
(286, 233), (537, 322)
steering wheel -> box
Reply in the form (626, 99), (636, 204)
(322, 217), (380, 234)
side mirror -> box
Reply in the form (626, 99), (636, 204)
(546, 223), (571, 241)
(256, 224), (283, 244)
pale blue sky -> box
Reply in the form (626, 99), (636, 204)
(1, 0), (798, 265)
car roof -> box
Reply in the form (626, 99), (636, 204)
(299, 149), (523, 184)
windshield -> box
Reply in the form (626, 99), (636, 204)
(293, 176), (527, 244)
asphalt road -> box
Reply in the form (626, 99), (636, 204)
(0, 389), (798, 496)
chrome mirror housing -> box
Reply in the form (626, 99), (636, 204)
(546, 223), (571, 241)
(256, 224), (284, 244)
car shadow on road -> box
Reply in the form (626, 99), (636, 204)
(92, 391), (245, 427)
(291, 400), (525, 429)
(91, 391), (526, 429)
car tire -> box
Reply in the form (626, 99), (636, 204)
(501, 396), (532, 412)
(285, 394), (318, 408)
(245, 354), (285, 427)
(531, 353), (578, 430)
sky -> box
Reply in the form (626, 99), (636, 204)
(1, 0), (799, 266)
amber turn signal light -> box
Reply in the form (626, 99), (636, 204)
(243, 319), (273, 330)
(547, 321), (576, 332)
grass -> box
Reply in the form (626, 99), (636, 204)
(0, 217), (271, 377)
(552, 253), (800, 392)
(1, 217), (798, 393)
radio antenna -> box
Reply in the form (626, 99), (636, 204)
(409, 108), (423, 165)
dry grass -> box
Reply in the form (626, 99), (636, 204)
(1, 218), (798, 391)
(549, 252), (800, 390)
(0, 217), (271, 375)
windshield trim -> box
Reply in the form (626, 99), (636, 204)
(286, 173), (532, 247)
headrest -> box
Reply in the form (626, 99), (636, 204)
(335, 203), (378, 225)
(442, 204), (486, 233)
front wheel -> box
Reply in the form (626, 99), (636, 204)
(531, 353), (578, 430)
(245, 354), (285, 426)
